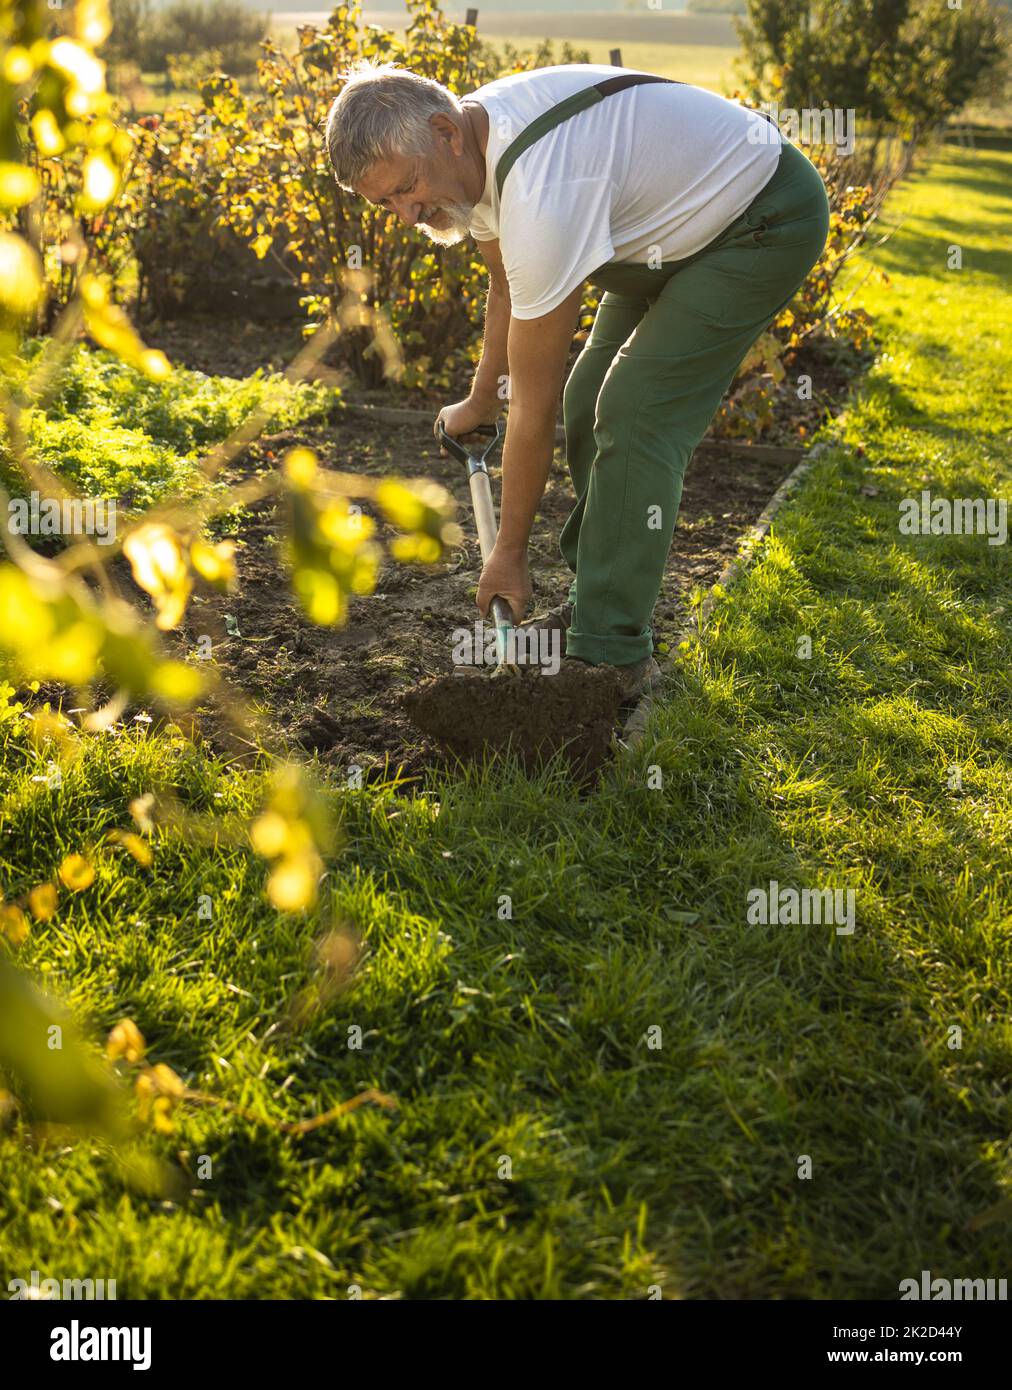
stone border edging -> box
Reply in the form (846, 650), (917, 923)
(618, 437), (834, 750)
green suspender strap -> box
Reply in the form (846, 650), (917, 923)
(493, 73), (679, 201)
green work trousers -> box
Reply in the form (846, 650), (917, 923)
(560, 138), (831, 665)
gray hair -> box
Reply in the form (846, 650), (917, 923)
(325, 62), (463, 191)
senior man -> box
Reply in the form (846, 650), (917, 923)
(326, 62), (830, 699)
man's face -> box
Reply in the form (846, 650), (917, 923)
(356, 140), (475, 247)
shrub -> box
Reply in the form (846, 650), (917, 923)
(104, 0), (268, 79)
(735, 0), (1007, 136)
(125, 0), (591, 388)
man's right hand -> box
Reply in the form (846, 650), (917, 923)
(434, 396), (502, 453)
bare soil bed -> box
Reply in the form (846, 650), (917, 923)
(124, 315), (863, 783)
(157, 408), (796, 783)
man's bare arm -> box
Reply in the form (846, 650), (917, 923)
(496, 285), (585, 553)
(435, 239), (511, 440)
(471, 238), (512, 410)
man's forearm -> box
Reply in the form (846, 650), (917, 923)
(470, 279), (511, 407)
(495, 402), (557, 553)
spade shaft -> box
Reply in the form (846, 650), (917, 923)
(437, 421), (512, 666)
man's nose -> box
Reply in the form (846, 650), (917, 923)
(391, 197), (422, 226)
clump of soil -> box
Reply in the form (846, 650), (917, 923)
(402, 662), (626, 778)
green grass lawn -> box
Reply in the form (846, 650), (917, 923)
(0, 142), (1009, 1298)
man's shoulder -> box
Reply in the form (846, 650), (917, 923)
(467, 64), (620, 105)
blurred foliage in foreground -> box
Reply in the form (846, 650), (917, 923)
(0, 0), (451, 1144)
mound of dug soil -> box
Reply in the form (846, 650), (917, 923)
(402, 663), (627, 778)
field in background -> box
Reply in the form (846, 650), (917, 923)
(278, 9), (736, 44)
(471, 38), (735, 89)
(116, 7), (1007, 126)
(270, 8), (741, 93)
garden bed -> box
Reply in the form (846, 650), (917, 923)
(18, 318), (863, 784)
(141, 311), (865, 449)
(161, 408), (801, 782)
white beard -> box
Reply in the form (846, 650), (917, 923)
(417, 200), (474, 247)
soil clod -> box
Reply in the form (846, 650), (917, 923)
(402, 663), (626, 776)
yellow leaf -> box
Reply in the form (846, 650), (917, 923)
(75, 0), (112, 49)
(374, 478), (455, 548)
(28, 883), (58, 921)
(152, 1096), (175, 1135)
(190, 539), (236, 588)
(317, 503), (375, 547)
(46, 620), (103, 684)
(283, 447), (318, 487)
(292, 567), (343, 625)
(111, 831), (152, 867)
(139, 348), (171, 380)
(122, 523), (191, 630)
(49, 38), (105, 95)
(0, 905), (29, 946)
(0, 162), (40, 209)
(111, 129), (134, 163)
(80, 152), (118, 210)
(58, 853), (95, 892)
(268, 856), (318, 911)
(129, 794), (155, 834)
(149, 1063), (185, 1098)
(250, 810), (289, 859)
(0, 566), (52, 645)
(135, 1063), (185, 1130)
(390, 534), (441, 565)
(349, 549), (379, 594)
(0, 233), (43, 315)
(149, 660), (202, 703)
(31, 109), (66, 157)
(106, 1017), (146, 1064)
(3, 46), (35, 84)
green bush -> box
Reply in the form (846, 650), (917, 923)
(736, 0), (1008, 134)
(121, 0), (592, 388)
(2, 341), (338, 506)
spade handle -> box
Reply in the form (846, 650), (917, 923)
(437, 421), (513, 633)
(468, 469), (513, 633)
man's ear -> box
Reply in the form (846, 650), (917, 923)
(430, 111), (464, 155)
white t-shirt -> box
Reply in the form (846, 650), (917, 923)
(466, 65), (782, 319)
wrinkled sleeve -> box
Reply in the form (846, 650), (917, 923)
(502, 177), (615, 320)
(468, 205), (498, 243)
